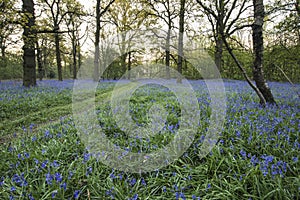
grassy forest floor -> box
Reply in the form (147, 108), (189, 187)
(0, 79), (299, 200)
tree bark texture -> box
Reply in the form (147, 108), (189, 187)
(22, 0), (36, 87)
(177, 0), (185, 83)
(252, 0), (276, 105)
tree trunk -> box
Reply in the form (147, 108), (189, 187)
(42, 45), (47, 78)
(215, 36), (223, 71)
(252, 0), (276, 105)
(215, 0), (225, 72)
(22, 0), (36, 87)
(177, 0), (185, 83)
(36, 40), (43, 81)
(93, 0), (101, 81)
(296, 0), (300, 17)
(127, 51), (132, 80)
(1, 45), (7, 68)
(54, 32), (63, 81)
(165, 26), (171, 79)
(77, 42), (82, 77)
(72, 24), (77, 79)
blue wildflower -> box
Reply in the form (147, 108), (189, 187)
(0, 177), (4, 186)
(60, 182), (67, 190)
(83, 153), (90, 163)
(129, 194), (138, 200)
(141, 177), (146, 186)
(55, 172), (63, 183)
(51, 160), (60, 168)
(74, 190), (80, 199)
(31, 136), (37, 142)
(240, 149), (247, 159)
(10, 186), (16, 192)
(24, 152), (30, 159)
(129, 178), (136, 186)
(45, 172), (53, 185)
(86, 167), (92, 176)
(52, 191), (57, 198)
(180, 192), (186, 200)
(68, 171), (74, 180)
(28, 193), (34, 200)
(41, 160), (48, 168)
(292, 157), (298, 163)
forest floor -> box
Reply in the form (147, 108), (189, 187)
(0, 79), (299, 199)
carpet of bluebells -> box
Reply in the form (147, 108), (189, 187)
(0, 79), (299, 200)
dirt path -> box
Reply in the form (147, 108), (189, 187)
(0, 82), (138, 145)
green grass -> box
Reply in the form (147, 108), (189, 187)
(0, 80), (299, 199)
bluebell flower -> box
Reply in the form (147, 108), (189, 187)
(41, 160), (48, 168)
(28, 193), (34, 200)
(55, 172), (63, 183)
(74, 190), (80, 199)
(250, 155), (259, 166)
(51, 160), (60, 168)
(68, 171), (74, 180)
(180, 192), (186, 200)
(52, 191), (57, 198)
(10, 186), (16, 192)
(240, 150), (247, 159)
(129, 194), (138, 200)
(45, 130), (51, 138)
(86, 167), (92, 176)
(110, 172), (116, 179)
(175, 192), (180, 200)
(129, 178), (136, 186)
(46, 172), (53, 185)
(34, 158), (39, 165)
(12, 173), (27, 187)
(236, 130), (241, 138)
(31, 136), (37, 142)
(118, 173), (123, 180)
(83, 153), (90, 163)
(292, 157), (298, 163)
(60, 182), (67, 190)
(24, 152), (30, 159)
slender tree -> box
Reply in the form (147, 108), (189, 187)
(252, 0), (276, 104)
(0, 0), (20, 67)
(108, 0), (147, 79)
(93, 0), (116, 82)
(65, 2), (85, 79)
(145, 0), (179, 79)
(196, 0), (252, 72)
(41, 0), (81, 81)
(177, 0), (186, 83)
(22, 0), (37, 87)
